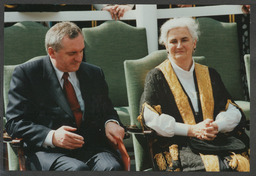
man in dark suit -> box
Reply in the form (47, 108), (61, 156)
(5, 21), (125, 171)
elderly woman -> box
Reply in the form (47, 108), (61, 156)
(139, 17), (249, 172)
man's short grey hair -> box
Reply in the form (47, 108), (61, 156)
(45, 21), (82, 53)
(159, 17), (200, 45)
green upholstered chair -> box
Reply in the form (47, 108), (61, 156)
(124, 50), (167, 171)
(243, 54), (250, 137)
(3, 56), (44, 170)
(195, 18), (245, 100)
(124, 18), (250, 171)
(3, 64), (20, 171)
(244, 54), (250, 95)
(82, 21), (148, 148)
(124, 50), (206, 170)
(4, 21), (48, 65)
(194, 17), (250, 125)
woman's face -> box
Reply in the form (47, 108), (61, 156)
(165, 27), (197, 63)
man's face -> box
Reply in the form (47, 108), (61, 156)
(49, 33), (85, 72)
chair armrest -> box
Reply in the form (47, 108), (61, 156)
(126, 125), (153, 135)
(126, 125), (157, 170)
(3, 131), (26, 171)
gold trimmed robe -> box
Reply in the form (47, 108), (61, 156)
(140, 59), (249, 172)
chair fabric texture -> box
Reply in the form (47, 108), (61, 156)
(194, 18), (250, 131)
(3, 56), (44, 170)
(244, 54), (250, 95)
(4, 64), (20, 170)
(4, 21), (48, 65)
(82, 21), (148, 148)
(124, 50), (167, 171)
(194, 18), (245, 100)
(82, 20), (148, 107)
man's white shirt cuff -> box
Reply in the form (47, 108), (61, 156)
(43, 130), (55, 148)
(105, 119), (120, 127)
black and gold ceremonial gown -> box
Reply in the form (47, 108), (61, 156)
(139, 59), (250, 172)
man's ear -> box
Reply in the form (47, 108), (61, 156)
(48, 47), (56, 59)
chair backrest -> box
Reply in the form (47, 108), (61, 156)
(4, 56), (44, 117)
(124, 50), (205, 170)
(194, 17), (245, 100)
(4, 21), (48, 65)
(4, 65), (17, 112)
(124, 50), (167, 128)
(244, 54), (250, 95)
(124, 50), (166, 171)
(82, 21), (148, 107)
(3, 56), (43, 171)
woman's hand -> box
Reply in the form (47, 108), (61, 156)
(188, 119), (219, 140)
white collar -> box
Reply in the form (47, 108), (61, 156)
(168, 56), (195, 79)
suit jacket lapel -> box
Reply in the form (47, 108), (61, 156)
(76, 65), (91, 124)
(42, 56), (74, 118)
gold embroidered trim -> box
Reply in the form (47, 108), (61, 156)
(154, 150), (181, 171)
(169, 144), (179, 161)
(200, 153), (220, 171)
(137, 103), (163, 132)
(157, 60), (215, 124)
(137, 104), (145, 131)
(157, 60), (195, 125)
(229, 153), (250, 172)
(164, 151), (173, 167)
(225, 99), (243, 113)
(194, 63), (214, 120)
(154, 153), (167, 171)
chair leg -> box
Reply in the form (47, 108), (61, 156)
(3, 142), (9, 170)
(147, 136), (156, 171)
(17, 147), (26, 171)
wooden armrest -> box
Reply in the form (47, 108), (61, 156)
(3, 132), (23, 146)
(3, 131), (26, 171)
(126, 125), (154, 136)
(126, 125), (143, 134)
(3, 131), (12, 141)
(125, 126), (156, 170)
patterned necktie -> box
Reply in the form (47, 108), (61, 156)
(62, 72), (82, 128)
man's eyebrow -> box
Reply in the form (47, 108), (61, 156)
(66, 49), (84, 54)
(66, 51), (77, 54)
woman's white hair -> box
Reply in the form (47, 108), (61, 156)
(159, 17), (200, 45)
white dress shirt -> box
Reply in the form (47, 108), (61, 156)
(43, 59), (84, 148)
(43, 58), (119, 148)
(143, 57), (242, 137)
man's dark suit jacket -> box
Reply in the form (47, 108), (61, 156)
(5, 56), (121, 170)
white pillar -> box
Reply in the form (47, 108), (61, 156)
(136, 5), (158, 53)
